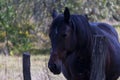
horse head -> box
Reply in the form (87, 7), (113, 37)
(48, 7), (78, 75)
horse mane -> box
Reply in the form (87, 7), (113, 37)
(70, 15), (93, 50)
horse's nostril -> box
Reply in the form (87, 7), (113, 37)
(48, 63), (57, 70)
(48, 63), (61, 74)
(48, 65), (52, 70)
(53, 64), (57, 68)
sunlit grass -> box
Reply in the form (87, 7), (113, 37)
(0, 55), (66, 80)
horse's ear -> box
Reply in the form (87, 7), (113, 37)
(64, 7), (70, 23)
(52, 9), (58, 19)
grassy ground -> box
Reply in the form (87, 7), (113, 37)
(0, 55), (66, 80)
(0, 55), (119, 80)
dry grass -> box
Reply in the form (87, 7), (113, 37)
(0, 55), (66, 80)
(0, 54), (119, 80)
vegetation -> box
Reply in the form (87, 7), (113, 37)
(0, 0), (120, 55)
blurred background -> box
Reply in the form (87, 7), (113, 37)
(0, 0), (120, 80)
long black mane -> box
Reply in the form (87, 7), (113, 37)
(70, 15), (93, 50)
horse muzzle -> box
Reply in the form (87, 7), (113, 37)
(48, 63), (61, 74)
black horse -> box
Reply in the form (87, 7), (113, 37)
(48, 7), (120, 80)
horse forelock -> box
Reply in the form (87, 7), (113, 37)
(49, 15), (64, 34)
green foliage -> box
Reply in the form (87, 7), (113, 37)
(0, 0), (35, 55)
(0, 0), (120, 55)
(29, 48), (50, 55)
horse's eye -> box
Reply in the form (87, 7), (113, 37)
(62, 33), (67, 38)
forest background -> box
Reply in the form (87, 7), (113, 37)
(0, 0), (120, 55)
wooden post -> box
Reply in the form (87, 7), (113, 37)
(23, 52), (31, 80)
(90, 35), (107, 80)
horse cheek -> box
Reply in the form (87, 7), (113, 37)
(65, 37), (75, 51)
(65, 37), (71, 51)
